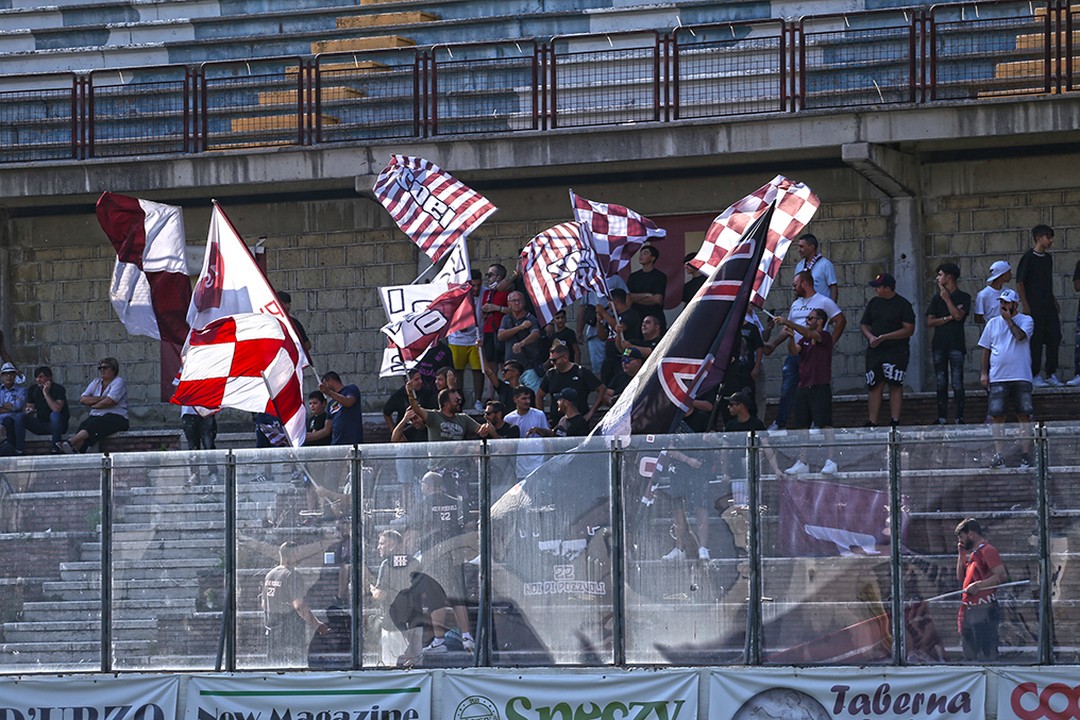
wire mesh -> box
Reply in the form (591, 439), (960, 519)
(801, 13), (916, 109)
(0, 75), (76, 164)
(201, 58), (306, 151)
(89, 68), (189, 158)
(315, 49), (419, 143)
(551, 32), (661, 128)
(431, 42), (538, 136)
(931, 1), (1052, 100)
(674, 22), (786, 119)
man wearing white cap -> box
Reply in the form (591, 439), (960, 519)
(974, 260), (1012, 327)
(0, 362), (25, 453)
(978, 288), (1034, 469)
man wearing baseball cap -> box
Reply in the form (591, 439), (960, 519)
(860, 272), (916, 428)
(977, 288), (1034, 468)
(974, 260), (1012, 326)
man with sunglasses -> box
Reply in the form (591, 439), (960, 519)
(482, 359), (523, 410)
(535, 339), (605, 426)
(477, 400), (519, 440)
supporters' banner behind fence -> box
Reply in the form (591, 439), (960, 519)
(372, 155), (497, 264)
(186, 674), (430, 720)
(442, 670), (697, 720)
(996, 668), (1080, 720)
(0, 675), (179, 719)
(710, 668), (984, 720)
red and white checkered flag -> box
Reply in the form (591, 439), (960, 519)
(688, 175), (820, 307)
(570, 190), (666, 277)
(171, 313), (306, 447)
(372, 155), (497, 264)
(520, 221), (608, 326)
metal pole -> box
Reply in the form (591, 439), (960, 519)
(746, 431), (762, 664)
(1035, 423), (1053, 664)
(224, 450), (237, 671)
(477, 439), (492, 666)
(100, 453), (113, 672)
(888, 426), (905, 665)
(610, 436), (626, 665)
(351, 446), (363, 670)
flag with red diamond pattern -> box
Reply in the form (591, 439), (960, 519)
(570, 189), (666, 278)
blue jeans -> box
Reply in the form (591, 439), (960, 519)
(586, 336), (605, 378)
(773, 355), (800, 428)
(24, 410), (67, 445)
(933, 348), (966, 421)
(0, 412), (25, 451)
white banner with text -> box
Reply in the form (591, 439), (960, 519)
(185, 674), (431, 720)
(996, 668), (1080, 720)
(710, 667), (984, 720)
(0, 675), (179, 720)
(442, 670), (698, 720)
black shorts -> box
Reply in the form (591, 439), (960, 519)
(866, 351), (909, 387)
(792, 384), (833, 429)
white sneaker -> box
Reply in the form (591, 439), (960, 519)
(1047, 374), (1063, 387)
(698, 546), (711, 560)
(661, 547), (686, 561)
(473, 401), (485, 412)
(461, 634), (476, 652)
(768, 423), (788, 437)
(1032, 375), (1048, 388)
(821, 459), (838, 475)
(785, 460), (810, 474)
(1067, 376), (1080, 387)
(423, 639), (448, 654)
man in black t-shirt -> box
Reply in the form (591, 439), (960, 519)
(536, 341), (605, 424)
(1017, 224), (1062, 386)
(860, 273), (916, 427)
(628, 244), (668, 328)
(383, 369), (436, 442)
(926, 262), (971, 424)
(24, 365), (68, 447)
(528, 388), (588, 437)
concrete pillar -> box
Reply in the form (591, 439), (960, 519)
(842, 142), (927, 391)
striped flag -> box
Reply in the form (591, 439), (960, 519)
(570, 190), (665, 278)
(96, 192), (192, 402)
(688, 175), (820, 307)
(372, 155), (497, 264)
(520, 221), (608, 325)
(171, 313), (306, 447)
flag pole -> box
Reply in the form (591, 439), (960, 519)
(918, 579), (1030, 605)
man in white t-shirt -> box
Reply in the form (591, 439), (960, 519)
(763, 271), (846, 432)
(978, 288), (1034, 469)
(793, 234), (838, 302)
(502, 385), (550, 479)
(973, 260), (1012, 326)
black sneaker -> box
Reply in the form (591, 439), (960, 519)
(990, 453), (1005, 468)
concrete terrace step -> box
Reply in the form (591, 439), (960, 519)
(19, 597), (195, 620)
(311, 35), (416, 53)
(58, 557), (221, 582)
(3, 618), (157, 643)
(337, 11), (439, 30)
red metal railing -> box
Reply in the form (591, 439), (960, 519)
(0, 4), (1071, 164)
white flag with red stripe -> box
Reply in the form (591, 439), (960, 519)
(186, 203), (310, 370)
(520, 221), (608, 326)
(688, 175), (820, 307)
(372, 155), (497, 264)
(380, 283), (476, 362)
(570, 190), (666, 278)
(171, 313), (306, 447)
(97, 192), (192, 402)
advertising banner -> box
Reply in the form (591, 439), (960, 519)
(442, 670), (698, 720)
(0, 675), (179, 720)
(997, 668), (1080, 720)
(710, 667), (984, 720)
(186, 674), (431, 720)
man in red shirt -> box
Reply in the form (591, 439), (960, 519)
(955, 518), (1008, 661)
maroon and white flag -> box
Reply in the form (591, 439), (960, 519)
(380, 283), (476, 362)
(372, 155), (497, 264)
(570, 190), (665, 278)
(520, 221), (608, 325)
(689, 175), (820, 307)
(97, 192), (192, 401)
(172, 313), (305, 447)
(187, 203), (310, 369)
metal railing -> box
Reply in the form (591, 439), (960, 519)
(0, 422), (1076, 673)
(0, 0), (1072, 162)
